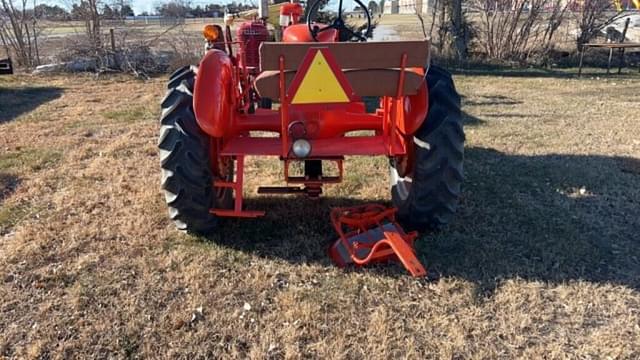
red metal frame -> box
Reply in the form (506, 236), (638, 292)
(279, 55), (289, 157)
(211, 156), (265, 218)
(329, 204), (426, 277)
(197, 39), (424, 217)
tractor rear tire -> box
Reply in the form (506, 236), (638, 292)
(159, 68), (223, 234)
(167, 65), (197, 90)
(391, 65), (465, 231)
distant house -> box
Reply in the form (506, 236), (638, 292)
(383, 0), (431, 14)
(383, 0), (398, 14)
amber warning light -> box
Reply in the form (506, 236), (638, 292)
(203, 25), (220, 41)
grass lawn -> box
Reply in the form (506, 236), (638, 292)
(0, 68), (639, 358)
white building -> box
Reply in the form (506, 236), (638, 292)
(383, 0), (399, 14)
(384, 0), (431, 14)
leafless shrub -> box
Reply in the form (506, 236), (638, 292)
(156, 27), (203, 71)
(55, 23), (201, 78)
(52, 0), (104, 70)
(0, 0), (41, 67)
(540, 0), (571, 53)
(470, 0), (570, 63)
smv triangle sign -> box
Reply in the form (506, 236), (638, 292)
(288, 48), (355, 105)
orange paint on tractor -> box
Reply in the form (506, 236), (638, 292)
(193, 45), (429, 152)
(279, 2), (303, 25)
(283, 23), (337, 43)
(189, 0), (431, 219)
(237, 21), (269, 71)
(193, 50), (235, 138)
(402, 78), (429, 135)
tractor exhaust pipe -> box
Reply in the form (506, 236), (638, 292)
(258, 0), (269, 19)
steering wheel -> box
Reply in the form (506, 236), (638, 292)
(306, 0), (372, 42)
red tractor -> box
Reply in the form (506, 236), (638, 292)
(158, 0), (464, 235)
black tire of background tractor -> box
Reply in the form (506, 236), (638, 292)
(158, 68), (221, 234)
(391, 65), (465, 231)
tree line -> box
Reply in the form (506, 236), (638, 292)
(8, 1), (257, 21)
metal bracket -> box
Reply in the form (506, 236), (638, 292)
(329, 204), (427, 277)
(211, 155), (265, 218)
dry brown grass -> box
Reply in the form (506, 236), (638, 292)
(0, 68), (639, 359)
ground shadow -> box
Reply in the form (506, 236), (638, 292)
(461, 95), (517, 127)
(0, 86), (64, 123)
(0, 173), (20, 205)
(204, 148), (640, 290)
(449, 63), (640, 79)
(462, 110), (484, 126)
(207, 196), (380, 266)
(463, 94), (523, 107)
(425, 148), (640, 292)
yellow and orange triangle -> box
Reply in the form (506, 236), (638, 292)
(290, 50), (351, 105)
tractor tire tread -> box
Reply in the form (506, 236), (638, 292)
(393, 65), (465, 231)
(159, 68), (218, 234)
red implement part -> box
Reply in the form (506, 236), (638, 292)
(211, 156), (265, 218)
(329, 204), (427, 277)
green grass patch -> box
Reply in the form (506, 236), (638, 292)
(0, 148), (62, 172)
(102, 105), (155, 123)
(0, 203), (29, 234)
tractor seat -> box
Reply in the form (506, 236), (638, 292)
(254, 40), (430, 100)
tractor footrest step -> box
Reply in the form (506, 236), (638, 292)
(329, 204), (427, 277)
(258, 186), (323, 197)
(257, 186), (305, 194)
(211, 209), (265, 218)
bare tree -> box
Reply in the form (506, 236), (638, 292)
(413, 0), (428, 38)
(539, 0), (571, 58)
(574, 0), (624, 48)
(422, 0), (467, 61)
(79, 0), (102, 50)
(428, 0), (438, 38)
(0, 0), (41, 67)
(448, 0), (466, 60)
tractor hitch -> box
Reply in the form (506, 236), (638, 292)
(257, 158), (342, 198)
(257, 185), (323, 198)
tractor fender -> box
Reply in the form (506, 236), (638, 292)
(402, 80), (429, 135)
(193, 49), (234, 138)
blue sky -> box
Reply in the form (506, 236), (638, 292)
(132, 0), (155, 14)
